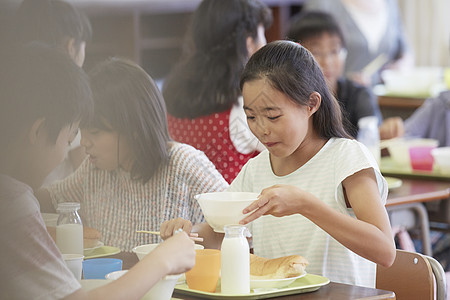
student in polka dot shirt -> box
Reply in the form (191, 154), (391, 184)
(163, 0), (272, 183)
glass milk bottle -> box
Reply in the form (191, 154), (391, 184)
(357, 116), (381, 165)
(220, 225), (250, 294)
(56, 202), (83, 255)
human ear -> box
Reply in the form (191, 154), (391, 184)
(28, 118), (46, 145)
(246, 36), (257, 58)
(65, 38), (85, 67)
(64, 38), (76, 58)
(307, 92), (322, 115)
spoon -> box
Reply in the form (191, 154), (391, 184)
(136, 230), (204, 242)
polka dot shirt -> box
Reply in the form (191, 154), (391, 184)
(167, 109), (258, 183)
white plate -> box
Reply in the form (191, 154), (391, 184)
(83, 241), (104, 255)
(250, 272), (307, 289)
(385, 176), (403, 190)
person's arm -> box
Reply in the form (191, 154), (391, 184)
(240, 168), (395, 267)
(379, 117), (405, 140)
(64, 232), (196, 300)
(403, 98), (436, 138)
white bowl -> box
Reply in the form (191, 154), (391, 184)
(106, 270), (181, 300)
(41, 213), (59, 227)
(195, 192), (259, 233)
(381, 67), (442, 96)
(132, 243), (204, 261)
(431, 147), (450, 175)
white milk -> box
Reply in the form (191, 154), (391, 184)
(56, 223), (83, 255)
(220, 236), (250, 294)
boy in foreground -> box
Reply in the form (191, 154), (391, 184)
(0, 44), (195, 299)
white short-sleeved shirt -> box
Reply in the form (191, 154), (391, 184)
(228, 138), (387, 287)
(0, 174), (80, 299)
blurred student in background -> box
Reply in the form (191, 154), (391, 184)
(302, 0), (413, 87)
(163, 0), (272, 183)
(379, 90), (450, 146)
(287, 10), (382, 138)
(14, 0), (93, 185)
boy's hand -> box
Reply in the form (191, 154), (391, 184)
(152, 232), (196, 275)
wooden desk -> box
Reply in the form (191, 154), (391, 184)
(377, 95), (425, 109)
(377, 95), (425, 119)
(386, 178), (450, 207)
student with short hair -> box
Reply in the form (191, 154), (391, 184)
(0, 44), (195, 300)
(14, 0), (92, 67)
(14, 0), (93, 185)
(287, 11), (382, 138)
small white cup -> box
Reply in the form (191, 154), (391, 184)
(62, 253), (84, 280)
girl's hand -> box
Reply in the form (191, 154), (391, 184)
(160, 218), (193, 240)
(151, 232), (196, 274)
(240, 184), (312, 224)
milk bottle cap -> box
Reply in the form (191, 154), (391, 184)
(57, 202), (80, 212)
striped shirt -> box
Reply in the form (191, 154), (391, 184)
(48, 143), (228, 251)
(228, 138), (387, 287)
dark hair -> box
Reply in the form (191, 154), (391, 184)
(240, 40), (350, 139)
(14, 0), (92, 49)
(84, 58), (171, 183)
(0, 43), (93, 147)
(287, 11), (345, 48)
(163, 0), (272, 118)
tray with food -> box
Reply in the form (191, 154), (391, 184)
(174, 253), (329, 299)
(174, 274), (329, 299)
(380, 157), (450, 181)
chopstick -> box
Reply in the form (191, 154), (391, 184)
(361, 54), (388, 77)
(136, 230), (160, 235)
(136, 230), (204, 242)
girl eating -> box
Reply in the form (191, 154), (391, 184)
(161, 41), (395, 288)
(38, 58), (228, 251)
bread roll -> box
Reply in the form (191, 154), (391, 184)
(250, 254), (308, 279)
(46, 226), (102, 248)
(83, 227), (102, 248)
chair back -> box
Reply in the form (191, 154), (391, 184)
(425, 255), (447, 300)
(376, 249), (434, 300)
